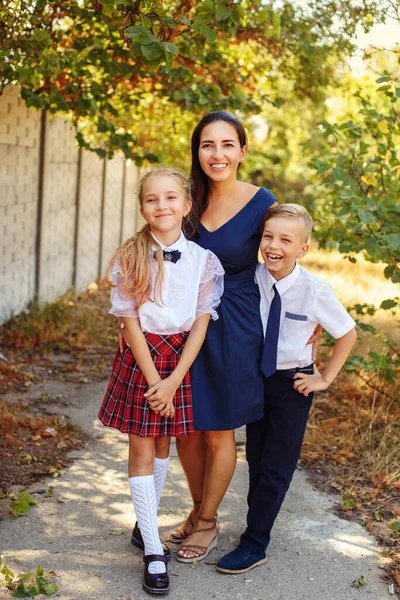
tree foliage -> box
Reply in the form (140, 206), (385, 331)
(309, 46), (400, 389)
(0, 0), (383, 161)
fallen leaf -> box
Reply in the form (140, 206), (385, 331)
(110, 529), (125, 536)
(352, 575), (366, 589)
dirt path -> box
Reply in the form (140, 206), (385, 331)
(0, 378), (392, 600)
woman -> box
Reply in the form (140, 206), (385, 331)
(120, 111), (317, 563)
(172, 111), (278, 562)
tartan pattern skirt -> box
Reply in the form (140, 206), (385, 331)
(98, 332), (194, 437)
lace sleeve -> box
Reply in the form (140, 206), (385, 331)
(196, 251), (224, 321)
(108, 260), (139, 318)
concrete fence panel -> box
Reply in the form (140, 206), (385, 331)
(38, 116), (79, 303)
(0, 86), (41, 323)
(75, 150), (104, 292)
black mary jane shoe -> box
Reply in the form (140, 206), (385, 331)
(131, 522), (171, 561)
(143, 554), (169, 596)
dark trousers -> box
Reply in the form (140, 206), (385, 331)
(240, 369), (314, 553)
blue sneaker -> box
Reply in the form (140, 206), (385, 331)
(216, 546), (268, 574)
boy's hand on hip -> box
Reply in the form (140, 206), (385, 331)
(293, 368), (328, 397)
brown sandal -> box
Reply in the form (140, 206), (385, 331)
(168, 501), (202, 544)
(176, 515), (218, 563)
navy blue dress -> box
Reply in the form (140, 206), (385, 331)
(191, 187), (277, 430)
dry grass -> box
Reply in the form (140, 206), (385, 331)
(302, 248), (400, 344)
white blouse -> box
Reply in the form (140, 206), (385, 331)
(109, 232), (225, 334)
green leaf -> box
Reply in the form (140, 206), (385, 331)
(34, 565), (44, 579)
(163, 42), (178, 57)
(18, 491), (30, 504)
(125, 25), (147, 39)
(102, 3), (116, 16)
(140, 14), (152, 29)
(10, 502), (30, 517)
(26, 584), (40, 596)
(340, 189), (355, 199)
(215, 5), (231, 21)
(140, 43), (163, 61)
(342, 490), (356, 509)
(380, 299), (398, 310)
(130, 42), (143, 58)
(13, 584), (28, 598)
(42, 583), (58, 595)
(381, 234), (400, 252)
(1, 556), (15, 581)
(352, 575), (366, 589)
(357, 209), (374, 225)
(206, 28), (217, 43)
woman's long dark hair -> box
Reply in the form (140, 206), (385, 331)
(189, 110), (247, 236)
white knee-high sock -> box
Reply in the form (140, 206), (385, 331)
(129, 475), (166, 574)
(153, 456), (169, 510)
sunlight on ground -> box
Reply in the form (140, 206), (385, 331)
(293, 516), (379, 559)
(328, 533), (378, 559)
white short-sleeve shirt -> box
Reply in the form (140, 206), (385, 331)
(110, 232), (224, 335)
(255, 262), (356, 370)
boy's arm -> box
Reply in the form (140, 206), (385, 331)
(145, 314), (210, 416)
(293, 327), (357, 397)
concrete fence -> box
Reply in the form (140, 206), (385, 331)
(0, 86), (141, 324)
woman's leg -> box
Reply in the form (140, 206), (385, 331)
(128, 435), (166, 574)
(170, 431), (207, 539)
(178, 429), (237, 559)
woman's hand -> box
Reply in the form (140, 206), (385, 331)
(118, 319), (126, 352)
(145, 376), (180, 418)
(306, 324), (322, 361)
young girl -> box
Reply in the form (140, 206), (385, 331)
(98, 168), (224, 595)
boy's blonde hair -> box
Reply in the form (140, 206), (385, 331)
(104, 168), (192, 309)
(262, 203), (313, 243)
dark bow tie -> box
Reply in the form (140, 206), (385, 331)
(154, 249), (182, 264)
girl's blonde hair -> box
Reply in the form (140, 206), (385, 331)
(104, 168), (192, 309)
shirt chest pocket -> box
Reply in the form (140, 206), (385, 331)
(282, 311), (309, 341)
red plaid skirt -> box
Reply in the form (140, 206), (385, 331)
(98, 332), (194, 437)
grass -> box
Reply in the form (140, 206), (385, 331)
(0, 284), (116, 353)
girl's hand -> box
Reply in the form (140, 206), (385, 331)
(306, 324), (322, 361)
(293, 366), (328, 397)
(145, 376), (180, 418)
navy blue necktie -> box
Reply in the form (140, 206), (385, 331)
(261, 284), (281, 378)
(154, 249), (181, 263)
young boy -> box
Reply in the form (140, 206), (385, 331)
(216, 203), (357, 574)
